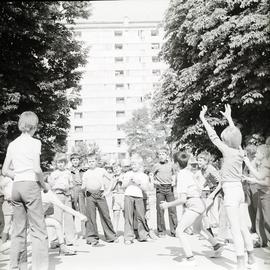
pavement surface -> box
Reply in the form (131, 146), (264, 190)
(1, 233), (269, 270)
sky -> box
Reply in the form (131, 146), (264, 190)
(82, 0), (170, 22)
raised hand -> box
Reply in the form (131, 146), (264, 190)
(199, 105), (208, 119)
(220, 104), (231, 120)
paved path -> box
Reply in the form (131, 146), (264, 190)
(1, 234), (269, 270)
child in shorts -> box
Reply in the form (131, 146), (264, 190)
(200, 104), (254, 270)
(161, 151), (223, 266)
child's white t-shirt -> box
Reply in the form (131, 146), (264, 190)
(6, 133), (41, 182)
(176, 168), (201, 198)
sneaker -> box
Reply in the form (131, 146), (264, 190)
(59, 244), (77, 256)
(158, 233), (166, 238)
(50, 241), (60, 249)
(86, 240), (99, 246)
(124, 240), (133, 245)
(211, 243), (224, 258)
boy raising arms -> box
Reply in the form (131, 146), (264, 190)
(2, 111), (49, 270)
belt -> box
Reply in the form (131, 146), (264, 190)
(86, 190), (103, 197)
(157, 184), (172, 187)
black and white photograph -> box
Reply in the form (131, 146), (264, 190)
(0, 0), (269, 269)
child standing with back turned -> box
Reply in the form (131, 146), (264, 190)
(200, 104), (255, 270)
(2, 111), (49, 270)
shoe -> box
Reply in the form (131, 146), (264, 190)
(211, 243), (224, 258)
(170, 232), (176, 237)
(0, 240), (11, 253)
(124, 240), (133, 245)
(59, 244), (77, 256)
(86, 240), (99, 246)
(50, 241), (60, 249)
(158, 233), (166, 238)
(253, 241), (261, 248)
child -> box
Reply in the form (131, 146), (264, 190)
(2, 111), (49, 270)
(161, 151), (223, 266)
(70, 153), (86, 237)
(70, 153), (86, 214)
(82, 153), (116, 245)
(111, 163), (125, 234)
(152, 147), (177, 237)
(243, 144), (270, 250)
(48, 153), (76, 246)
(200, 104), (254, 270)
(122, 156), (151, 244)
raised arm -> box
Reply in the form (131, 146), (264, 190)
(200, 105), (227, 152)
(220, 104), (235, 128)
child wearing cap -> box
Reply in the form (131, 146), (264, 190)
(48, 152), (76, 246)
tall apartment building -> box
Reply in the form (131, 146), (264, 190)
(67, 16), (167, 160)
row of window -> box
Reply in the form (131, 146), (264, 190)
(74, 139), (125, 148)
(114, 29), (159, 37)
(114, 43), (160, 50)
(74, 30), (159, 38)
(114, 56), (160, 63)
(114, 69), (161, 77)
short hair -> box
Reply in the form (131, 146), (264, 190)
(221, 126), (242, 149)
(70, 153), (80, 161)
(197, 151), (211, 163)
(266, 136), (270, 146)
(18, 111), (39, 133)
(87, 152), (97, 160)
(54, 152), (68, 163)
(173, 151), (190, 169)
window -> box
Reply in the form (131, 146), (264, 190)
(74, 126), (83, 133)
(151, 29), (159, 36)
(114, 30), (123, 36)
(115, 84), (125, 90)
(117, 138), (125, 147)
(74, 112), (83, 119)
(152, 56), (159, 63)
(151, 43), (160, 50)
(115, 70), (124, 76)
(115, 43), (123, 50)
(116, 111), (125, 117)
(116, 97), (125, 104)
(114, 57), (124, 63)
(75, 140), (83, 146)
(152, 69), (161, 76)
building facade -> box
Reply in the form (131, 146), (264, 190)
(67, 17), (167, 160)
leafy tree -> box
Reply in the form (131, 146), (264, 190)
(121, 106), (172, 170)
(0, 1), (90, 167)
(153, 0), (270, 154)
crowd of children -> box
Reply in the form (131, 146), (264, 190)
(0, 105), (269, 270)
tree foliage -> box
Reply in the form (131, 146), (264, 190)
(121, 106), (172, 169)
(0, 1), (90, 167)
(153, 0), (270, 154)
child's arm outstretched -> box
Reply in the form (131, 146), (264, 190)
(160, 193), (187, 209)
(45, 190), (87, 221)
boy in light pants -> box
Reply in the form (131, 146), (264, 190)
(2, 111), (49, 270)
